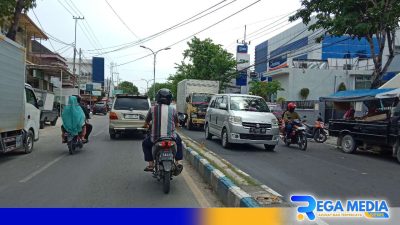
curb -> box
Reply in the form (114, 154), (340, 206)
(184, 147), (260, 207)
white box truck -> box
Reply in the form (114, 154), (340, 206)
(177, 79), (219, 130)
(0, 35), (42, 153)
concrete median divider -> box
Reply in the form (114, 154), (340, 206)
(178, 131), (287, 207)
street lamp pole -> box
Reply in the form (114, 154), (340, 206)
(141, 78), (154, 96)
(140, 46), (171, 101)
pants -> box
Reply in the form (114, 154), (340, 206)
(142, 134), (183, 162)
(285, 123), (293, 137)
(85, 123), (92, 140)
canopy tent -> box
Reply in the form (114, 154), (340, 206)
(375, 88), (400, 99)
(319, 89), (395, 102)
(379, 73), (400, 89)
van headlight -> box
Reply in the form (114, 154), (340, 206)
(271, 119), (278, 125)
(229, 116), (242, 124)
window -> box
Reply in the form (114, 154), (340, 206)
(355, 75), (371, 89)
(215, 97), (224, 109)
(230, 96), (270, 112)
(210, 98), (216, 108)
(114, 97), (149, 110)
(26, 88), (37, 107)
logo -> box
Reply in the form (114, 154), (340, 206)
(291, 195), (390, 221)
(256, 124), (260, 128)
(237, 45), (248, 53)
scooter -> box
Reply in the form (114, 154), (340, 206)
(152, 138), (182, 194)
(281, 119), (308, 151)
(64, 133), (83, 155)
(304, 114), (328, 143)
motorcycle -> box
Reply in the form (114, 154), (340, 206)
(178, 113), (187, 127)
(281, 119), (308, 151)
(152, 137), (181, 194)
(304, 115), (328, 143)
(64, 132), (83, 155)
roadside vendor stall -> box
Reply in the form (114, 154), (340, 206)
(319, 88), (400, 163)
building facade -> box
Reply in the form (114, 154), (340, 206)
(254, 19), (400, 101)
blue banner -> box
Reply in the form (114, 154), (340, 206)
(92, 57), (105, 85)
(236, 71), (247, 86)
(0, 208), (200, 225)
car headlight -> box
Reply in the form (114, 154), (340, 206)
(271, 119), (278, 125)
(229, 116), (242, 124)
(191, 113), (197, 118)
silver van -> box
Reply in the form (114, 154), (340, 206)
(204, 94), (279, 150)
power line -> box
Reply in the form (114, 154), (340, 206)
(31, 9), (56, 52)
(117, 0), (262, 67)
(85, 0), (231, 53)
(104, 0), (140, 39)
(91, 0), (239, 56)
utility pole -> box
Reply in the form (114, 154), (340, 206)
(72, 16), (84, 90)
(78, 48), (82, 94)
(108, 62), (113, 99)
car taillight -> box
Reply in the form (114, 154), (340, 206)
(109, 112), (118, 120)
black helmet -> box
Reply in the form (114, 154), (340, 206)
(156, 88), (173, 105)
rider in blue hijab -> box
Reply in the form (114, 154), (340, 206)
(61, 96), (86, 141)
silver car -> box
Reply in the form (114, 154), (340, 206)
(109, 95), (150, 139)
(204, 94), (279, 151)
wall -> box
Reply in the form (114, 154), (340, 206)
(274, 68), (353, 101)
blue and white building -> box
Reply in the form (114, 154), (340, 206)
(254, 19), (400, 101)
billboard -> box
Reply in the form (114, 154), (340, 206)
(237, 44), (248, 53)
(236, 53), (250, 86)
(92, 57), (104, 85)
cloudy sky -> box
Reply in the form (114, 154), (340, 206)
(29, 0), (302, 93)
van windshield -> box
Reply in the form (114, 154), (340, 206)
(114, 97), (149, 110)
(230, 96), (270, 112)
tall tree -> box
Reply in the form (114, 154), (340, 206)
(249, 80), (284, 101)
(119, 81), (139, 95)
(147, 82), (173, 101)
(289, 0), (400, 88)
(0, 0), (37, 40)
(173, 37), (237, 90)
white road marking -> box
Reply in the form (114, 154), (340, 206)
(19, 155), (66, 183)
(181, 168), (211, 208)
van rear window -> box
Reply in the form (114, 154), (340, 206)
(114, 97), (149, 110)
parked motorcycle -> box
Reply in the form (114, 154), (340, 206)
(64, 133), (83, 155)
(304, 115), (328, 143)
(152, 138), (181, 194)
(282, 119), (308, 151)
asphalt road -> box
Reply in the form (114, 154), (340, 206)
(0, 116), (221, 207)
(180, 128), (400, 206)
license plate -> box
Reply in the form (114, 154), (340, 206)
(125, 114), (139, 119)
(250, 128), (266, 134)
(160, 152), (173, 160)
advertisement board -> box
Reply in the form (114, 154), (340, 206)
(91, 91), (102, 96)
(92, 57), (104, 85)
(236, 44), (248, 53)
(92, 83), (102, 90)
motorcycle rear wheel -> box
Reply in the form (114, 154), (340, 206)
(68, 142), (75, 155)
(314, 129), (327, 143)
(163, 171), (171, 194)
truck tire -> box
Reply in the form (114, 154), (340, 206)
(205, 124), (212, 140)
(341, 134), (357, 153)
(50, 117), (58, 126)
(40, 121), (45, 129)
(187, 118), (193, 130)
(24, 130), (34, 154)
